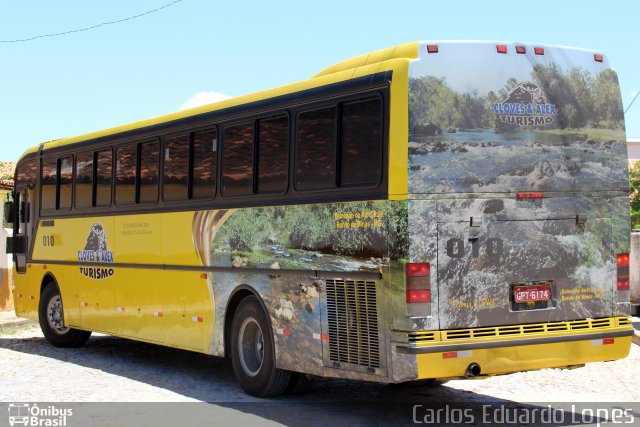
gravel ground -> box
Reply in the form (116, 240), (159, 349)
(1, 324), (639, 426)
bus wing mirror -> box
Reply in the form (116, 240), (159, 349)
(6, 236), (24, 254)
(3, 201), (14, 225)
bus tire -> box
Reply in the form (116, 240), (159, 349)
(230, 296), (291, 397)
(38, 284), (91, 348)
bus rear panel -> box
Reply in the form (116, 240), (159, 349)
(392, 41), (632, 381)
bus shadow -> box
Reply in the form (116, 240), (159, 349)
(0, 333), (619, 426)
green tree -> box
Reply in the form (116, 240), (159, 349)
(592, 69), (624, 129)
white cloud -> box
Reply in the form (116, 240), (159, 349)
(180, 91), (232, 110)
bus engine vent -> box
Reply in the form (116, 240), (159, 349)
(326, 279), (380, 369)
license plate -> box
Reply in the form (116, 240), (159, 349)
(513, 284), (551, 303)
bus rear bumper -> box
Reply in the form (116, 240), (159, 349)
(395, 328), (633, 380)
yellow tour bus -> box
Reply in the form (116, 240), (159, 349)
(5, 41), (634, 397)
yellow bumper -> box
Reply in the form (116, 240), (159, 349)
(394, 317), (634, 380)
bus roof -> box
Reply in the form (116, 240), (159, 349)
(19, 41), (422, 161)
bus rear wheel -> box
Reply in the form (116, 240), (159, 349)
(38, 283), (91, 348)
(230, 296), (292, 397)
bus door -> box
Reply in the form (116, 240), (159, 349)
(11, 187), (35, 274)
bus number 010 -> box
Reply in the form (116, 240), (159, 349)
(43, 235), (55, 247)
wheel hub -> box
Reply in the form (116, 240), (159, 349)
(238, 317), (265, 377)
(47, 295), (69, 335)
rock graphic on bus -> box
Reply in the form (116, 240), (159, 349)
(194, 200), (403, 373)
(85, 223), (108, 252)
(77, 222), (115, 280)
(406, 44), (629, 329)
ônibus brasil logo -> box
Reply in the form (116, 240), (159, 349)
(493, 81), (556, 126)
(7, 403), (73, 426)
(77, 222), (115, 280)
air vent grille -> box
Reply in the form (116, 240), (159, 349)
(326, 279), (380, 368)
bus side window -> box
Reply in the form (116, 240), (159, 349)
(257, 115), (289, 194)
(192, 129), (217, 199)
(138, 140), (160, 203)
(95, 149), (112, 207)
(41, 158), (57, 211)
(58, 156), (73, 210)
(75, 152), (93, 209)
(222, 123), (254, 196)
(295, 107), (337, 191)
(340, 97), (383, 187)
(163, 135), (190, 201)
(115, 145), (137, 205)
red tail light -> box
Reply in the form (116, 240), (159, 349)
(426, 45), (439, 54)
(534, 47), (545, 55)
(407, 289), (431, 303)
(594, 53), (604, 62)
(616, 253), (629, 266)
(516, 192), (544, 199)
(496, 45), (507, 54)
(406, 262), (431, 303)
(516, 46), (526, 54)
(406, 262), (430, 276)
(617, 253), (630, 290)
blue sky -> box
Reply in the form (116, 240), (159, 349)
(1, 0), (639, 161)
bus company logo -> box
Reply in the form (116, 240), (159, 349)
(493, 81), (556, 126)
(7, 403), (73, 426)
(77, 222), (115, 280)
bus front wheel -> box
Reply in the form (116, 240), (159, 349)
(230, 296), (292, 397)
(38, 284), (91, 348)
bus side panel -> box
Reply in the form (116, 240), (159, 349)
(12, 268), (39, 320)
(161, 270), (209, 351)
(31, 216), (118, 331)
(161, 212), (212, 351)
(199, 201), (395, 377)
(28, 212), (214, 352)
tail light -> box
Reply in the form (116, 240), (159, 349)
(406, 262), (431, 303)
(426, 45), (439, 54)
(516, 192), (544, 199)
(534, 47), (545, 55)
(496, 45), (508, 54)
(616, 253), (630, 290)
(516, 46), (526, 54)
